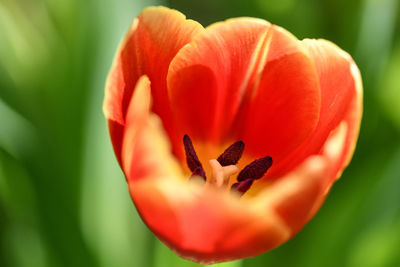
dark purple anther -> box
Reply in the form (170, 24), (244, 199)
(217, 141), (245, 166)
(183, 134), (206, 180)
(183, 134), (202, 171)
(237, 156), (272, 182)
(231, 179), (254, 195)
(191, 166), (206, 181)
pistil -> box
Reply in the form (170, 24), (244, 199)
(208, 159), (238, 188)
(182, 135), (273, 195)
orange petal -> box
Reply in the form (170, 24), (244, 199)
(238, 26), (321, 163)
(130, 176), (290, 264)
(331, 62), (362, 180)
(250, 120), (349, 239)
(267, 39), (362, 178)
(104, 7), (203, 164)
(121, 75), (183, 182)
(167, 18), (272, 144)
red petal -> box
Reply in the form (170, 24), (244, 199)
(128, 120), (350, 264)
(130, 178), (290, 264)
(104, 7), (203, 163)
(167, 18), (272, 144)
(121, 75), (183, 182)
(267, 39), (362, 178)
(250, 121), (351, 246)
(331, 62), (362, 180)
(238, 26), (321, 163)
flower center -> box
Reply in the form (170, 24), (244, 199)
(183, 134), (273, 195)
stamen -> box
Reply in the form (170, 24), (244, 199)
(231, 179), (254, 195)
(231, 156), (273, 195)
(183, 134), (206, 180)
(217, 141), (245, 166)
(237, 156), (272, 181)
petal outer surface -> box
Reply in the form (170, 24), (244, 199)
(167, 18), (272, 145)
(266, 39), (362, 179)
(103, 6), (203, 164)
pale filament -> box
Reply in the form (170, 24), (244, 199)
(208, 159), (239, 188)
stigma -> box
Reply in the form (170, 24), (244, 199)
(208, 159), (238, 188)
(183, 134), (273, 195)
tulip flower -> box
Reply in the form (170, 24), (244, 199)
(103, 6), (362, 264)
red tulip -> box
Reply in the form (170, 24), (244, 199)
(103, 6), (362, 264)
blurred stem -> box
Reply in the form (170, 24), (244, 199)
(212, 260), (243, 267)
(153, 240), (242, 267)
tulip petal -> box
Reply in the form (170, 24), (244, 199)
(239, 26), (321, 164)
(168, 21), (321, 164)
(267, 39), (362, 178)
(104, 7), (203, 164)
(251, 120), (349, 239)
(331, 63), (362, 179)
(121, 75), (183, 182)
(167, 18), (272, 144)
(130, 176), (290, 264)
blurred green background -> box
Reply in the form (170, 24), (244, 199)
(0, 0), (400, 266)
